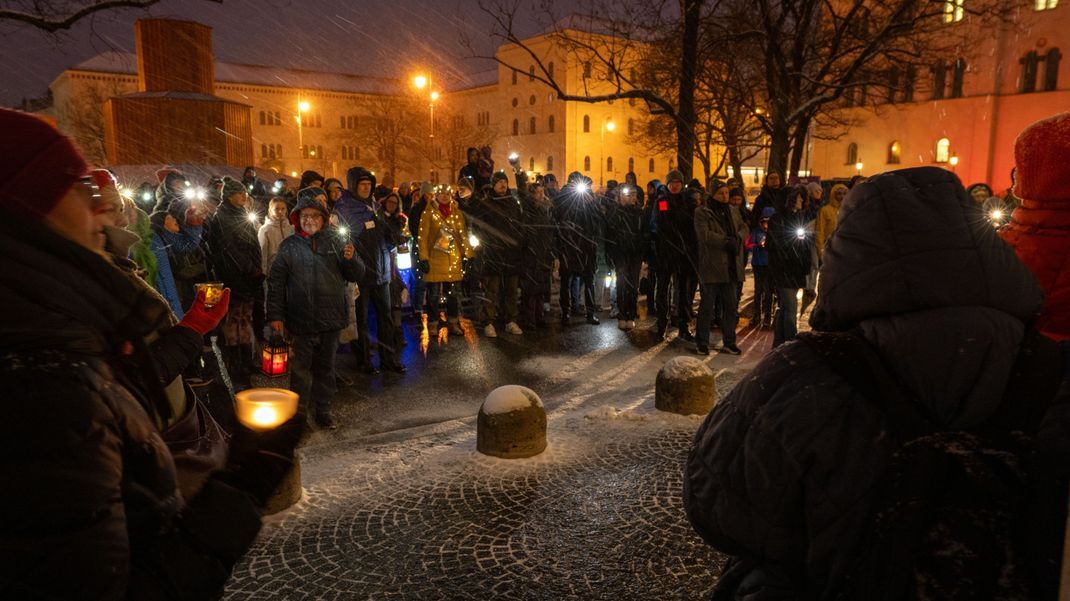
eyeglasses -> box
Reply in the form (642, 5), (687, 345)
(74, 176), (102, 206)
(299, 214), (324, 223)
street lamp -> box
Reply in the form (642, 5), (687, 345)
(855, 160), (864, 175)
(414, 73), (439, 179)
(296, 97), (311, 164)
(949, 154), (959, 173)
(600, 117), (616, 187)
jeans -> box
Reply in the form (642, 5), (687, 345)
(480, 273), (520, 325)
(426, 281), (460, 324)
(752, 266), (774, 322)
(289, 329), (340, 418)
(697, 282), (739, 347)
(560, 271), (596, 316)
(356, 280), (402, 368)
(613, 257), (642, 320)
(655, 269), (695, 329)
(774, 287), (800, 347)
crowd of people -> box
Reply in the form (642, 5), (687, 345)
(2, 104), (1068, 599)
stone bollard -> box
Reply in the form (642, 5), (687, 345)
(263, 455), (302, 515)
(655, 357), (717, 416)
(477, 385), (547, 459)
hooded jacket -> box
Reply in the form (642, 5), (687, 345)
(466, 179), (526, 276)
(694, 198), (748, 284)
(258, 208), (295, 274)
(684, 167), (1049, 599)
(766, 202), (812, 290)
(653, 184), (698, 273)
(333, 167), (394, 285)
(267, 197), (365, 335)
(815, 184), (847, 256)
(418, 198), (473, 283)
(204, 198), (263, 300)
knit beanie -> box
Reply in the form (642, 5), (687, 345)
(300, 170), (325, 189)
(806, 181), (823, 196)
(1013, 112), (1070, 203)
(491, 171), (509, 185)
(420, 181), (434, 196)
(220, 177), (246, 203)
(665, 170), (684, 184)
(0, 109), (89, 221)
(297, 186), (327, 207)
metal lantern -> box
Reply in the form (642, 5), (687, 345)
(260, 338), (289, 376)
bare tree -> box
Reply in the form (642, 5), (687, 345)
(56, 79), (126, 165)
(0, 0), (220, 32)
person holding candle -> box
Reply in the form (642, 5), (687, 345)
(419, 184), (474, 335)
(268, 191), (365, 430)
(0, 108), (306, 599)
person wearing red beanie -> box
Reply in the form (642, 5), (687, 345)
(1000, 112), (1070, 342)
(0, 107), (305, 599)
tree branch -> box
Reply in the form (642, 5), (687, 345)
(0, 1), (222, 33)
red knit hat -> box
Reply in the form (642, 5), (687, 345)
(0, 109), (89, 221)
(1013, 112), (1070, 204)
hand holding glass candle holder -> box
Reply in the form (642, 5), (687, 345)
(234, 388), (299, 431)
(194, 281), (225, 308)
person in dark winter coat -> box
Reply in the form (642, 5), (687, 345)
(204, 177), (264, 387)
(466, 170), (526, 336)
(766, 186), (813, 346)
(333, 166), (405, 374)
(604, 183), (645, 330)
(0, 109), (305, 600)
(693, 184), (748, 355)
(745, 207), (776, 328)
(684, 166), (1065, 600)
(519, 176), (557, 329)
(750, 171), (785, 228)
(459, 147), (489, 191)
(154, 170), (209, 310)
(641, 179), (663, 315)
(242, 166), (269, 211)
(554, 172), (602, 326)
(408, 182), (432, 317)
(652, 169), (698, 341)
(624, 171), (645, 208)
(299, 170), (324, 191)
(267, 193), (364, 429)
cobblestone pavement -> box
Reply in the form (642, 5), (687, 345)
(224, 368), (747, 601)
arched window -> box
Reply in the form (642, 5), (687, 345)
(628, 118), (634, 136)
(607, 157), (614, 173)
(583, 115), (590, 133)
(887, 140), (901, 164)
(583, 62), (592, 78)
(846, 142), (859, 165)
(1044, 48), (1062, 91)
(548, 115), (555, 132)
(529, 157), (535, 171)
(950, 58), (966, 98)
(340, 116), (346, 128)
(943, 0), (965, 23)
(274, 112), (281, 125)
(529, 116), (537, 134)
(261, 143), (267, 158)
(529, 66), (535, 82)
(269, 145), (276, 159)
(275, 144), (282, 158)
(512, 119), (519, 135)
(259, 111), (266, 125)
(512, 70), (518, 85)
(935, 137), (951, 163)
(547, 156), (553, 172)
(649, 158), (655, 173)
(584, 156), (591, 171)
(628, 157), (635, 172)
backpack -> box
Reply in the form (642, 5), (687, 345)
(799, 329), (1063, 601)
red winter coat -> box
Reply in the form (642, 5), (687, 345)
(1000, 198), (1070, 341)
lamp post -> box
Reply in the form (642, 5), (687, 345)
(855, 160), (864, 175)
(600, 117), (616, 187)
(414, 74), (439, 180)
(949, 154), (959, 173)
(297, 98), (310, 167)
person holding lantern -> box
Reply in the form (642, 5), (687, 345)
(419, 184), (474, 335)
(0, 108), (306, 600)
(267, 190), (365, 430)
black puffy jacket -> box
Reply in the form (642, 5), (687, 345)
(519, 185), (557, 297)
(604, 202), (646, 266)
(0, 215), (262, 600)
(553, 185), (601, 275)
(653, 189), (697, 273)
(467, 188), (526, 276)
(766, 210), (812, 289)
(267, 199), (365, 335)
(204, 199), (263, 300)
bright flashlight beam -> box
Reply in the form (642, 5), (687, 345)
(469, 234), (480, 248)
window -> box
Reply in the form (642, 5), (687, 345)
(259, 111), (266, 125)
(932, 61), (948, 99)
(529, 157), (535, 171)
(269, 145), (276, 159)
(512, 70), (518, 85)
(548, 115), (555, 132)
(548, 62), (554, 78)
(846, 142), (859, 165)
(547, 156), (553, 172)
(584, 156), (591, 171)
(935, 137), (951, 163)
(583, 115), (590, 133)
(1035, 0), (1058, 9)
(649, 158), (655, 173)
(340, 116), (346, 128)
(627, 118), (634, 136)
(1044, 48), (1062, 91)
(887, 67), (900, 103)
(512, 97), (519, 107)
(583, 62), (592, 79)
(903, 65), (917, 102)
(529, 95), (536, 105)
(302, 145), (309, 159)
(275, 144), (282, 158)
(529, 117), (536, 134)
(529, 66), (535, 82)
(950, 58), (966, 98)
(607, 157), (613, 172)
(1021, 51), (1040, 93)
(512, 119), (519, 135)
(887, 141), (902, 164)
(261, 143), (267, 158)
(274, 112), (281, 125)
(944, 0), (964, 23)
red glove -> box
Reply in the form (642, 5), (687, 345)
(177, 288), (230, 335)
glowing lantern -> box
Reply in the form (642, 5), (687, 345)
(235, 388), (299, 431)
(260, 339), (290, 376)
(397, 250), (413, 270)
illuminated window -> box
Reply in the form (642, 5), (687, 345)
(1035, 0), (1058, 9)
(943, 0), (965, 22)
(935, 138), (951, 163)
(584, 156), (591, 171)
(846, 142), (858, 165)
(887, 141), (901, 164)
(583, 115), (590, 133)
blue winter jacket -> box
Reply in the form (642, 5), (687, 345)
(150, 224), (203, 318)
(334, 191), (394, 286)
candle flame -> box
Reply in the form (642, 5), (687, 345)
(251, 406), (279, 426)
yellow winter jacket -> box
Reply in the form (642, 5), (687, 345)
(418, 200), (473, 283)
(816, 196), (843, 257)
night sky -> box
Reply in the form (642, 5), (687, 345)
(0, 0), (550, 106)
